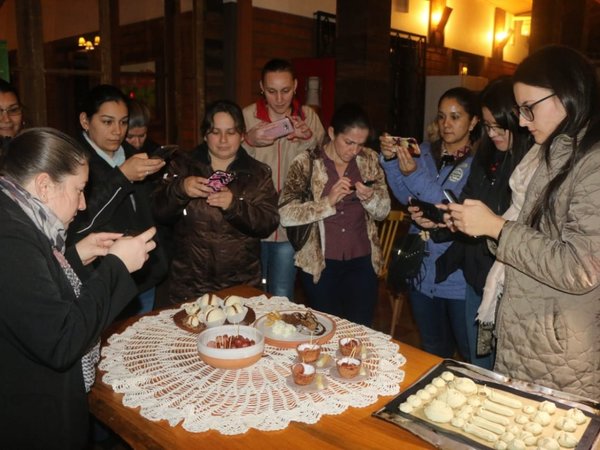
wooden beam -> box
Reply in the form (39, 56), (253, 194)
(99, 0), (120, 85)
(14, 0), (46, 127)
(193, 0), (205, 145)
(235, 0), (253, 107)
(164, 0), (182, 144)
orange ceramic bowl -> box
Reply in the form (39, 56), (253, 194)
(197, 325), (264, 369)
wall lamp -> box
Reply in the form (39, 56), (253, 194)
(492, 7), (512, 59)
(429, 3), (453, 47)
(77, 35), (101, 51)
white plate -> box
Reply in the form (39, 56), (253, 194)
(254, 310), (336, 348)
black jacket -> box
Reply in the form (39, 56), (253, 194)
(152, 144), (279, 303)
(435, 148), (516, 294)
(68, 135), (168, 293)
(0, 191), (137, 449)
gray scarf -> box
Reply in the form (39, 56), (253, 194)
(0, 176), (100, 392)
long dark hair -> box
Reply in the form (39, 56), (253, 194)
(479, 76), (532, 179)
(200, 99), (246, 137)
(2, 127), (88, 184)
(513, 45), (600, 229)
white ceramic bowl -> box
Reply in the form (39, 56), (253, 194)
(197, 325), (264, 369)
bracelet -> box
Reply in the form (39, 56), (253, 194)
(383, 154), (398, 162)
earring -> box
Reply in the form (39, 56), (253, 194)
(260, 90), (264, 96)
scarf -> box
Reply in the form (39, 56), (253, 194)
(478, 144), (542, 325)
(0, 176), (100, 392)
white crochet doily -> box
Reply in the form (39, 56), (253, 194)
(99, 295), (406, 435)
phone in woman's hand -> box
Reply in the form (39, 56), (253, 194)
(151, 145), (179, 161)
(207, 170), (235, 192)
(409, 197), (445, 223)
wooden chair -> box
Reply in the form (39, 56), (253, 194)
(378, 210), (409, 337)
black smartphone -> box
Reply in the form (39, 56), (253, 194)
(409, 198), (445, 223)
(443, 189), (459, 204)
(350, 180), (375, 191)
(151, 144), (179, 161)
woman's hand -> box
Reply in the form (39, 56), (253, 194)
(75, 232), (123, 265)
(327, 177), (352, 206)
(379, 134), (418, 175)
(446, 199), (506, 239)
(206, 187), (234, 210)
(183, 176), (213, 198)
(245, 122), (276, 147)
(108, 227), (157, 273)
(119, 153), (165, 182)
(354, 181), (374, 202)
(408, 204), (445, 229)
(287, 116), (313, 141)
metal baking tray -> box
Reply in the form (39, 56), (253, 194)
(373, 359), (600, 449)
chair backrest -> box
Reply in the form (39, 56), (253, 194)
(378, 210), (407, 279)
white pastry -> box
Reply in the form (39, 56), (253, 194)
(454, 377), (478, 395)
(223, 295), (244, 306)
(467, 397), (482, 407)
(565, 407), (587, 425)
(506, 438), (526, 450)
(437, 388), (467, 408)
(554, 431), (578, 448)
(399, 402), (413, 414)
(424, 399), (454, 423)
(431, 376), (446, 388)
(515, 414), (529, 424)
(538, 400), (557, 415)
(536, 436), (560, 450)
(520, 431), (536, 446)
(477, 408), (510, 426)
(441, 371), (455, 381)
(555, 416), (578, 432)
(451, 417), (465, 428)
(457, 404), (474, 420)
(470, 415), (506, 435)
(482, 399), (515, 417)
(425, 384), (438, 396)
(495, 441), (508, 450)
(524, 422), (543, 436)
(522, 405), (536, 415)
(478, 385), (492, 397)
(406, 394), (423, 408)
(500, 432), (516, 443)
(489, 390), (523, 409)
(463, 422), (498, 442)
(532, 411), (551, 426)
(416, 389), (432, 401)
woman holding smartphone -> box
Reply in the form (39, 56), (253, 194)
(243, 58), (325, 301)
(434, 77), (532, 368)
(279, 103), (389, 326)
(69, 84), (168, 315)
(153, 100), (279, 302)
(380, 87), (480, 359)
(446, 46), (600, 401)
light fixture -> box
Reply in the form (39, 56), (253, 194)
(458, 63), (469, 76)
(429, 1), (453, 48)
(77, 35), (101, 51)
(493, 28), (513, 59)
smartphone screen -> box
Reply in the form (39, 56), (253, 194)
(389, 136), (420, 157)
(262, 117), (294, 140)
(151, 145), (179, 161)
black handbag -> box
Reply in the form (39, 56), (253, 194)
(386, 232), (427, 292)
(281, 155), (315, 252)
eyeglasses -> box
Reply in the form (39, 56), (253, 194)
(0, 105), (23, 117)
(516, 93), (556, 121)
(483, 123), (507, 136)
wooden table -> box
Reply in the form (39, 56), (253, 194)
(89, 285), (442, 449)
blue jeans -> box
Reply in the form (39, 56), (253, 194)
(133, 287), (156, 315)
(301, 255), (378, 327)
(260, 241), (297, 300)
(410, 289), (470, 360)
(465, 284), (494, 369)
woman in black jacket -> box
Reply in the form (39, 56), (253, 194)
(0, 128), (155, 449)
(435, 77), (532, 368)
(68, 85), (168, 315)
(153, 100), (279, 303)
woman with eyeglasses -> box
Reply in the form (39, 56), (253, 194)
(0, 79), (24, 154)
(446, 45), (600, 401)
(433, 77), (532, 369)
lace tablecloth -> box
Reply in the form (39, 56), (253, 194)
(99, 295), (407, 435)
